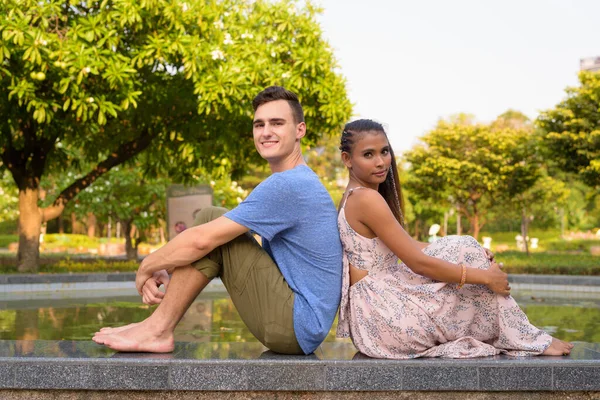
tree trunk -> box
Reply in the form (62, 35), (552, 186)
(443, 211), (449, 236)
(17, 188), (42, 272)
(521, 207), (530, 255)
(86, 212), (97, 238)
(413, 219), (421, 240)
(159, 226), (165, 244)
(58, 213), (64, 234)
(470, 213), (480, 241)
(120, 219), (137, 260)
(71, 213), (77, 234)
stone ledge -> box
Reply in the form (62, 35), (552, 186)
(1, 340), (599, 392)
(1, 390), (600, 400)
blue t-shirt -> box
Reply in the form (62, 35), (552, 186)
(224, 165), (342, 354)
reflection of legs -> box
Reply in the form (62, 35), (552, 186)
(93, 266), (209, 352)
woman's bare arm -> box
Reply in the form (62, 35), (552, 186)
(344, 189), (509, 294)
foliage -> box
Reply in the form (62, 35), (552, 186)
(47, 258), (138, 273)
(480, 229), (562, 246)
(538, 71), (600, 188)
(0, 234), (17, 247)
(73, 164), (167, 231)
(404, 113), (542, 239)
(0, 257), (138, 273)
(41, 233), (122, 249)
(0, 170), (18, 224)
(496, 251), (600, 275)
(209, 176), (249, 210)
(304, 133), (347, 205)
(401, 165), (446, 238)
(544, 239), (600, 253)
(0, 0), (352, 270)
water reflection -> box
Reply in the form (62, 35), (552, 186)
(1, 293), (599, 343)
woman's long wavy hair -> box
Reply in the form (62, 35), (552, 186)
(339, 119), (405, 227)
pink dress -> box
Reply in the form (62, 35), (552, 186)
(336, 188), (552, 359)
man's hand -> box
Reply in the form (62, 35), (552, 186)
(135, 264), (154, 295)
(141, 270), (171, 305)
(485, 261), (510, 296)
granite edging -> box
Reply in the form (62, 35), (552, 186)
(1, 356), (600, 391)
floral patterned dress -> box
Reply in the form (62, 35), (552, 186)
(336, 188), (552, 359)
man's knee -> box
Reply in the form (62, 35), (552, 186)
(193, 206), (229, 226)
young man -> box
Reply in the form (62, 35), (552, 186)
(93, 86), (343, 355)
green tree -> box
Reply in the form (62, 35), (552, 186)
(0, 0), (352, 271)
(73, 164), (168, 259)
(304, 134), (347, 205)
(405, 114), (542, 240)
(537, 71), (600, 188)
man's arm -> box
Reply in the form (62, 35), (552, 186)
(135, 216), (249, 293)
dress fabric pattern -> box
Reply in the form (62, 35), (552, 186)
(336, 188), (552, 359)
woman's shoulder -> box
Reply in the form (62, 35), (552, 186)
(347, 187), (385, 205)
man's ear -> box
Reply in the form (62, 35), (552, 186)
(295, 122), (306, 141)
(341, 151), (352, 169)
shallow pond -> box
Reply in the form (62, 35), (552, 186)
(1, 291), (599, 343)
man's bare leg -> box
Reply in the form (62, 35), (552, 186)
(92, 265), (209, 352)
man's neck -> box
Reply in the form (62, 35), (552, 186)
(268, 152), (307, 173)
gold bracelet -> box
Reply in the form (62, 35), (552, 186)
(457, 263), (467, 289)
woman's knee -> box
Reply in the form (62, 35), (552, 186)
(193, 206), (229, 226)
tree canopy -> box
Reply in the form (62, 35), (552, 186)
(404, 113), (543, 239)
(537, 71), (600, 188)
(0, 0), (353, 271)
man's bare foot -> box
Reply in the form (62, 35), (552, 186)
(97, 321), (141, 335)
(92, 320), (174, 353)
(541, 338), (573, 356)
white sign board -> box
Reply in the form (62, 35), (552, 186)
(166, 185), (213, 240)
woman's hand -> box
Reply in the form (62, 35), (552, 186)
(485, 262), (511, 296)
(484, 248), (495, 262)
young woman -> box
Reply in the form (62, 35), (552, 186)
(336, 119), (573, 359)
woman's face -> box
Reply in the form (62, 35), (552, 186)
(343, 131), (392, 187)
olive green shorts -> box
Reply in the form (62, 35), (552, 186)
(191, 206), (304, 355)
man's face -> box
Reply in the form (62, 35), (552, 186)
(252, 100), (305, 163)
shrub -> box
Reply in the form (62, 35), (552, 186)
(544, 239), (600, 253)
(496, 251), (600, 275)
(0, 234), (17, 248)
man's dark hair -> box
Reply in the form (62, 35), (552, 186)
(252, 86), (305, 124)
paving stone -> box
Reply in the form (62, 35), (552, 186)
(92, 364), (169, 390)
(479, 366), (552, 390)
(554, 367), (600, 390)
(171, 364), (247, 390)
(14, 363), (93, 389)
(0, 364), (14, 388)
(325, 365), (402, 390)
(403, 366), (478, 390)
(246, 364), (325, 390)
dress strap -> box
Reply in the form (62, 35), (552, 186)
(341, 186), (368, 209)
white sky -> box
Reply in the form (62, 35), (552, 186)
(317, 0), (600, 154)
